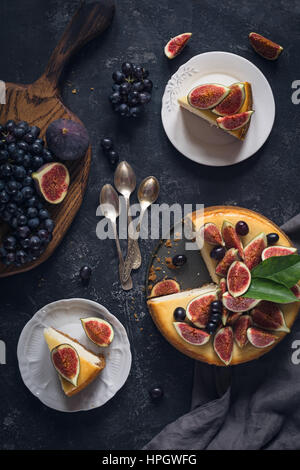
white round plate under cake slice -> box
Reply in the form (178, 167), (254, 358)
(161, 51), (275, 167)
(17, 298), (132, 412)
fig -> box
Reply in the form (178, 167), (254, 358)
(223, 291), (260, 312)
(219, 278), (227, 295)
(212, 82), (245, 116)
(213, 327), (233, 365)
(247, 327), (278, 349)
(173, 322), (210, 346)
(251, 301), (290, 332)
(188, 84), (230, 110)
(234, 315), (252, 348)
(215, 248), (239, 277)
(164, 33), (192, 59)
(51, 344), (80, 386)
(81, 317), (114, 347)
(227, 312), (242, 326)
(222, 220), (244, 259)
(150, 279), (180, 298)
(227, 261), (251, 297)
(249, 32), (283, 60)
(291, 284), (300, 299)
(261, 246), (297, 261)
(186, 291), (219, 328)
(32, 162), (70, 204)
(244, 232), (267, 270)
(46, 118), (89, 161)
(217, 111), (254, 131)
(199, 223), (224, 246)
(219, 278), (230, 325)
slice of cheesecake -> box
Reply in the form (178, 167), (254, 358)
(44, 327), (105, 397)
(178, 81), (253, 140)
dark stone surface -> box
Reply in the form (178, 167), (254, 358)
(0, 0), (299, 450)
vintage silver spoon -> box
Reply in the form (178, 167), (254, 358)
(114, 161), (141, 270)
(100, 184), (133, 291)
(122, 176), (160, 282)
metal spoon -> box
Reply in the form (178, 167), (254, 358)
(114, 161), (141, 270)
(122, 176), (160, 282)
(100, 184), (133, 291)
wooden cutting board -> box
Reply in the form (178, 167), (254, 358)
(0, 0), (115, 278)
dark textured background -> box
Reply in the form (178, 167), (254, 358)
(0, 0), (299, 450)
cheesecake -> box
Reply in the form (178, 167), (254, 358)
(147, 206), (299, 366)
(44, 327), (105, 396)
(178, 81), (253, 140)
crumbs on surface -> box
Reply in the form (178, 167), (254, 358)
(165, 239), (172, 248)
(72, 88), (78, 94)
(148, 266), (157, 282)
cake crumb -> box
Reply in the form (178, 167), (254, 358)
(165, 239), (172, 248)
(72, 88), (78, 94)
(165, 257), (176, 269)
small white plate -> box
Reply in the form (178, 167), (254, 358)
(17, 298), (132, 412)
(161, 51), (275, 166)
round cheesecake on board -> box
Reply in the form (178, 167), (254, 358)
(147, 206), (300, 366)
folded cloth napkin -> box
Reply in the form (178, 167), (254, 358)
(144, 215), (300, 450)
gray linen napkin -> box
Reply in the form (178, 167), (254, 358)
(144, 215), (300, 450)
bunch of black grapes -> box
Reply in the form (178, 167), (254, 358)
(0, 120), (55, 267)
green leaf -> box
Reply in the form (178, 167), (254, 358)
(243, 278), (299, 303)
(251, 254), (300, 288)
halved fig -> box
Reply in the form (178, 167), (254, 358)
(251, 301), (290, 332)
(219, 278), (227, 295)
(188, 84), (230, 110)
(217, 111), (254, 131)
(186, 291), (218, 328)
(249, 32), (283, 60)
(32, 162), (70, 204)
(261, 246), (297, 261)
(212, 82), (245, 116)
(227, 312), (242, 326)
(150, 279), (180, 298)
(247, 327), (278, 348)
(234, 315), (252, 348)
(222, 220), (244, 259)
(215, 248), (239, 277)
(164, 33), (192, 59)
(51, 344), (80, 386)
(227, 261), (251, 297)
(173, 322), (210, 345)
(219, 278), (230, 325)
(213, 327), (233, 365)
(291, 284), (300, 299)
(223, 291), (260, 312)
(199, 223), (224, 246)
(244, 232), (267, 270)
(81, 317), (114, 347)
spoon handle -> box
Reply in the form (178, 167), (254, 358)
(128, 212), (142, 269)
(112, 222), (133, 291)
(122, 208), (146, 283)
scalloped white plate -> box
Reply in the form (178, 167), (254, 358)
(17, 298), (132, 412)
(161, 51), (275, 166)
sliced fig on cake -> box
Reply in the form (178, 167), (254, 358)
(247, 327), (278, 348)
(213, 326), (233, 365)
(291, 284), (300, 299)
(219, 278), (230, 325)
(186, 291), (219, 328)
(261, 246), (297, 261)
(199, 223), (224, 246)
(234, 315), (252, 348)
(251, 301), (290, 332)
(223, 291), (260, 313)
(188, 84), (230, 110)
(227, 311), (242, 326)
(51, 344), (80, 386)
(173, 322), (210, 345)
(249, 32), (283, 60)
(32, 162), (70, 204)
(164, 33), (192, 59)
(81, 317), (114, 347)
(222, 221), (244, 259)
(227, 261), (251, 297)
(217, 111), (254, 132)
(215, 248), (239, 277)
(244, 232), (267, 270)
(212, 82), (245, 116)
(150, 279), (180, 298)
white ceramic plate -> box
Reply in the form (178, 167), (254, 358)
(17, 298), (132, 412)
(161, 51), (275, 166)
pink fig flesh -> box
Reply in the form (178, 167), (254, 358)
(187, 292), (218, 328)
(32, 162), (70, 204)
(234, 315), (252, 348)
(244, 233), (267, 270)
(227, 261), (251, 297)
(200, 223), (224, 246)
(217, 111), (254, 131)
(213, 327), (233, 365)
(222, 221), (244, 259)
(150, 279), (180, 298)
(215, 248), (239, 277)
(251, 301), (289, 332)
(249, 32), (283, 60)
(188, 84), (230, 110)
(262, 246), (297, 260)
(173, 322), (210, 345)
(247, 327), (278, 348)
(213, 82), (245, 116)
(164, 33), (192, 59)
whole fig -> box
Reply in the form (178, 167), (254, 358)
(46, 118), (89, 161)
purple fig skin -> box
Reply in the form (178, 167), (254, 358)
(46, 118), (89, 161)
(249, 32), (283, 60)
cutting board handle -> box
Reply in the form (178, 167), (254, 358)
(42, 0), (115, 90)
